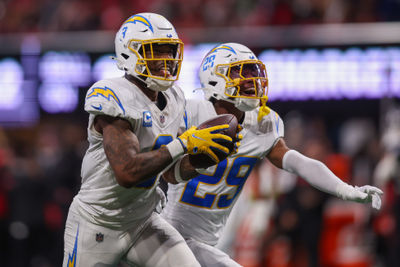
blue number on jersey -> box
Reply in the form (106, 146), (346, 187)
(180, 156), (258, 209)
(217, 156), (257, 208)
(180, 160), (227, 208)
(135, 135), (173, 188)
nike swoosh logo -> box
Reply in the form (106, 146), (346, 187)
(91, 104), (102, 111)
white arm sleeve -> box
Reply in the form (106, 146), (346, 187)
(282, 150), (384, 209)
(282, 150), (357, 199)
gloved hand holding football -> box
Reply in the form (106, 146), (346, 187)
(186, 114), (241, 168)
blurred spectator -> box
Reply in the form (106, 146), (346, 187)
(339, 118), (382, 187)
(373, 104), (400, 267)
(260, 136), (331, 267)
(0, 127), (15, 266)
(0, 0), (400, 33)
(2, 119), (87, 266)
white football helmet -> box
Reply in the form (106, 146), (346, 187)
(114, 13), (184, 91)
(199, 43), (268, 111)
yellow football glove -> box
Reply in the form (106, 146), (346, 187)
(177, 125), (233, 163)
(230, 124), (243, 155)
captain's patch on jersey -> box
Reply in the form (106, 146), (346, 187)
(143, 111), (152, 127)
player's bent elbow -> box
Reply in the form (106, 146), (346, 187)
(115, 176), (133, 188)
(115, 170), (159, 188)
(114, 172), (140, 188)
(116, 179), (134, 188)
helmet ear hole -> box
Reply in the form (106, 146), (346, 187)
(121, 53), (129, 59)
(209, 81), (217, 86)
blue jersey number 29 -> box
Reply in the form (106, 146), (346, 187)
(135, 135), (173, 188)
(180, 156), (258, 209)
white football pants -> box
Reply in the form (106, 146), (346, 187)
(186, 238), (242, 267)
(63, 207), (200, 267)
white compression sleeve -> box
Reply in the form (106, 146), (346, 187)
(282, 150), (355, 200)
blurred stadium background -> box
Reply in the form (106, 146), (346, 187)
(1, 0), (400, 266)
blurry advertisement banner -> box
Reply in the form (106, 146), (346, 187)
(0, 43), (399, 126)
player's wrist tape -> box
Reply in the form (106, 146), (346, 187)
(166, 139), (185, 160)
(174, 157), (187, 183)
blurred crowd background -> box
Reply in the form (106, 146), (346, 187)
(0, 0), (400, 267)
(1, 0), (400, 33)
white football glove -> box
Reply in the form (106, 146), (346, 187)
(338, 184), (383, 210)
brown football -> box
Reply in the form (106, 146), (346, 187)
(189, 114), (238, 168)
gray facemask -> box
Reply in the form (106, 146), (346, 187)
(235, 98), (259, 111)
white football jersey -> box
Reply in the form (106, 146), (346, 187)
(181, 98), (218, 130)
(162, 99), (284, 245)
(73, 76), (186, 228)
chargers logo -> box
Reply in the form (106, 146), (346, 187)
(67, 226), (79, 267)
(143, 111), (152, 127)
(209, 45), (237, 55)
(183, 110), (188, 130)
(86, 86), (125, 114)
(124, 15), (154, 33)
(274, 112), (280, 133)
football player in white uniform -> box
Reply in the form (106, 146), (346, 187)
(62, 14), (235, 267)
(161, 43), (384, 267)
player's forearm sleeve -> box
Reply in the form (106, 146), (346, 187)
(282, 150), (354, 199)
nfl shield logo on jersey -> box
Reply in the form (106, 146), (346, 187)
(143, 111), (152, 127)
(96, 232), (104, 242)
(160, 114), (165, 124)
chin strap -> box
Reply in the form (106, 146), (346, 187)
(145, 77), (173, 92)
(257, 95), (271, 122)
